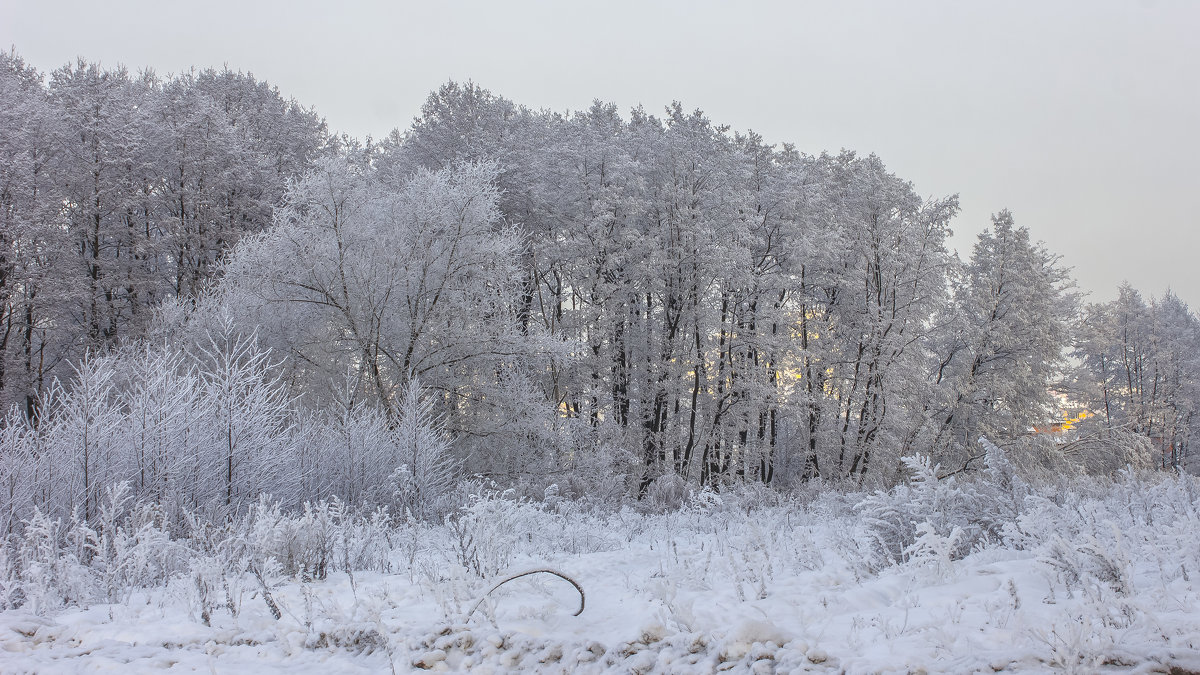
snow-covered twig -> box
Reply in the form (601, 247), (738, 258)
(462, 567), (585, 622)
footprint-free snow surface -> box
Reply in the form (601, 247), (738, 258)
(4, 472), (1200, 673)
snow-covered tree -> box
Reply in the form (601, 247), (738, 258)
(924, 210), (1076, 459)
(1074, 286), (1200, 466)
(795, 152), (957, 481)
(191, 319), (295, 519)
(0, 52), (77, 418)
(217, 155), (527, 414)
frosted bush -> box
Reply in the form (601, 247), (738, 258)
(243, 497), (337, 580)
(905, 521), (964, 576)
(856, 441), (1034, 570)
(237, 496), (394, 580)
(640, 473), (691, 514)
(391, 379), (460, 523)
(447, 489), (562, 578)
(11, 509), (94, 613)
(555, 442), (635, 508)
(856, 455), (973, 569)
(339, 505), (395, 574)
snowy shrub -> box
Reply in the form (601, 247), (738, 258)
(555, 440), (635, 508)
(974, 437), (1030, 520)
(855, 455), (975, 569)
(237, 496), (394, 580)
(108, 501), (188, 595)
(904, 521), (964, 576)
(1077, 531), (1133, 597)
(447, 489), (552, 578)
(241, 497), (337, 581)
(46, 357), (127, 525)
(0, 412), (39, 538)
(856, 441), (1032, 571)
(117, 346), (210, 521)
(305, 623), (390, 655)
(999, 427), (1156, 484)
(4, 484), (200, 613)
(11, 509), (94, 613)
(304, 397), (395, 508)
(338, 504), (395, 575)
(0, 546), (19, 610)
(192, 322), (298, 520)
(391, 380), (460, 522)
(189, 554), (228, 626)
(1028, 618), (1108, 674)
(641, 473), (691, 514)
(1013, 468), (1197, 602)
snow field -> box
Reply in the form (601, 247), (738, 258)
(5, 464), (1200, 673)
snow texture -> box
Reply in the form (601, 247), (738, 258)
(5, 464), (1200, 673)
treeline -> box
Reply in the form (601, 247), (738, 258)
(2, 56), (1198, 528)
(0, 51), (332, 418)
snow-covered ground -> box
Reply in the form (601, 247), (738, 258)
(5, 463), (1200, 673)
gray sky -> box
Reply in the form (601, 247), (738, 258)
(3, 0), (1197, 306)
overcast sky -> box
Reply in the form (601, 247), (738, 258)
(3, 0), (1197, 305)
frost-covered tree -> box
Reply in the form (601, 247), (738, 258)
(0, 53), (330, 421)
(0, 51), (75, 419)
(374, 86), (969, 487)
(303, 374), (397, 507)
(218, 155), (526, 411)
(1074, 286), (1200, 466)
(157, 68), (331, 300)
(9, 62), (1192, 521)
(794, 152), (957, 481)
(49, 60), (162, 348)
(207, 153), (558, 482)
(924, 210), (1076, 459)
(192, 320), (295, 519)
(45, 357), (125, 523)
(0, 409), (38, 535)
(120, 345), (206, 509)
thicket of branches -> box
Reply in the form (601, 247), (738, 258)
(2, 53), (1199, 538)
